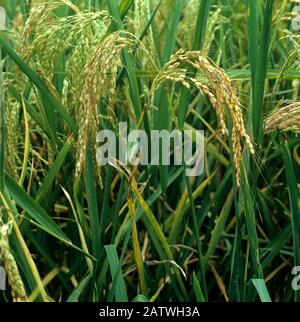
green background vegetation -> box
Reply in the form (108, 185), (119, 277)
(0, 0), (299, 302)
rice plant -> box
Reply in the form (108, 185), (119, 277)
(0, 0), (299, 303)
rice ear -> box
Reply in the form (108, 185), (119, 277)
(149, 49), (255, 186)
(0, 219), (28, 302)
(265, 102), (300, 134)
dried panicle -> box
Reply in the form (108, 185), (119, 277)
(265, 102), (300, 134)
(232, 127), (242, 185)
(75, 32), (135, 182)
(0, 219), (28, 302)
(149, 49), (254, 186)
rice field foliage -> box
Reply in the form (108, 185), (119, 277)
(0, 0), (300, 302)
